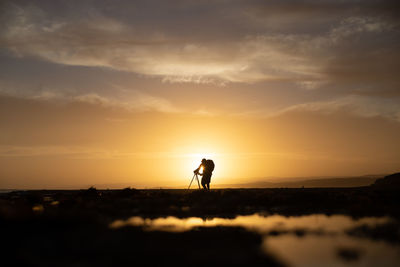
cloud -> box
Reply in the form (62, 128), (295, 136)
(0, 1), (399, 122)
(1, 1), (399, 89)
(1, 4), (309, 84)
(0, 145), (98, 158)
(73, 91), (180, 113)
(0, 82), (180, 114)
(0, 145), (168, 159)
(265, 95), (400, 122)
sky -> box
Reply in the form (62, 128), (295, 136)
(0, 0), (399, 189)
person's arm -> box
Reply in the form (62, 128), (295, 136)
(194, 163), (203, 175)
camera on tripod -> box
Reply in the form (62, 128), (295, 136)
(188, 168), (201, 189)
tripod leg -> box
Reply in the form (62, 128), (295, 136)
(188, 174), (196, 189)
(196, 174), (201, 189)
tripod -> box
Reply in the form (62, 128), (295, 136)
(188, 172), (201, 189)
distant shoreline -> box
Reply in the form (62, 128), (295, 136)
(1, 175), (383, 191)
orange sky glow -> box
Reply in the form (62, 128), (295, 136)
(0, 0), (399, 188)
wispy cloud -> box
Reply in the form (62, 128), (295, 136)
(264, 95), (400, 122)
(1, 1), (399, 90)
(0, 83), (180, 114)
(0, 0), (399, 124)
(0, 145), (162, 159)
(73, 91), (181, 113)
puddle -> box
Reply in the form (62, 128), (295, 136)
(264, 234), (400, 267)
(110, 214), (400, 266)
(110, 214), (391, 233)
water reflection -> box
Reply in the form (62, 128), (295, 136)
(110, 214), (399, 266)
(110, 214), (391, 234)
(264, 234), (400, 267)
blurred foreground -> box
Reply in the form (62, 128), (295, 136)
(1, 187), (400, 266)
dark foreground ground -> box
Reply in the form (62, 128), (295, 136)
(1, 187), (400, 266)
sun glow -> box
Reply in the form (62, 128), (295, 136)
(181, 152), (215, 175)
(199, 166), (204, 174)
(166, 144), (231, 187)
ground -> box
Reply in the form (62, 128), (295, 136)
(1, 187), (399, 266)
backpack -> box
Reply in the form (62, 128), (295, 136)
(206, 159), (215, 172)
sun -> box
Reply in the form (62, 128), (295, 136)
(170, 150), (219, 186)
(186, 152), (215, 171)
(164, 134), (234, 186)
(198, 166), (204, 175)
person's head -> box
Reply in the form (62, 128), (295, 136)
(201, 158), (207, 164)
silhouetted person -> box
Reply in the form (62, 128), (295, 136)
(194, 158), (215, 190)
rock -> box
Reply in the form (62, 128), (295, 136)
(372, 173), (400, 189)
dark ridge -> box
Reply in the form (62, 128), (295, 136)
(372, 172), (400, 189)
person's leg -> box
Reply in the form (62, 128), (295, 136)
(203, 173), (211, 190)
(201, 177), (207, 189)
